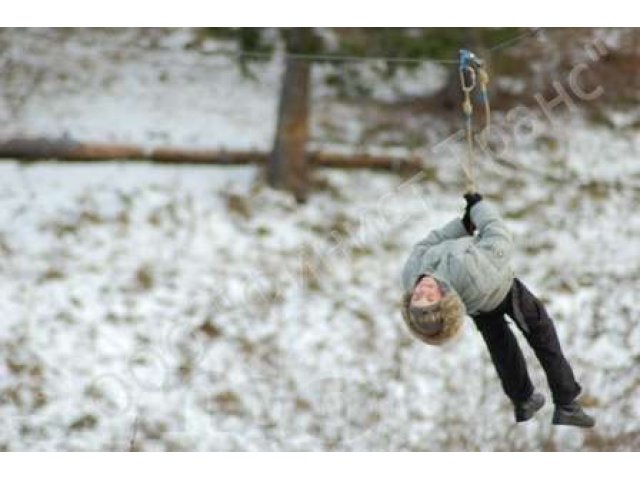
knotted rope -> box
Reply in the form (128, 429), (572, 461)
(459, 50), (491, 193)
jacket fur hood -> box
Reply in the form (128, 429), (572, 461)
(401, 273), (466, 346)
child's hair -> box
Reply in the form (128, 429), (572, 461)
(401, 290), (465, 346)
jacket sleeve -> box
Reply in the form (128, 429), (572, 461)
(414, 218), (468, 251)
(401, 218), (468, 291)
(469, 201), (513, 265)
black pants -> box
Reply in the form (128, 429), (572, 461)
(472, 278), (582, 406)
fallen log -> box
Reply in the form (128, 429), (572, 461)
(0, 137), (147, 159)
(308, 151), (422, 170)
(0, 137), (423, 171)
(151, 147), (263, 165)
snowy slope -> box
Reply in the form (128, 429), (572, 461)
(0, 28), (639, 451)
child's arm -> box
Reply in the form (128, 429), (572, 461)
(402, 218), (467, 291)
(470, 200), (514, 265)
(413, 217), (468, 251)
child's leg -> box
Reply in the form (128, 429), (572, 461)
(472, 302), (535, 404)
(507, 278), (582, 405)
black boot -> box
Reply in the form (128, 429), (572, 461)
(514, 391), (545, 422)
(552, 402), (595, 428)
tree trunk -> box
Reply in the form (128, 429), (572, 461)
(268, 28), (311, 203)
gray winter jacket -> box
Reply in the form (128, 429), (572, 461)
(401, 201), (515, 316)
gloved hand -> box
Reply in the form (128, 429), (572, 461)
(464, 192), (483, 209)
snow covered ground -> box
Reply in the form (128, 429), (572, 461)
(0, 28), (639, 451)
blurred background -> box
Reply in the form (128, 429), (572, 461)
(0, 27), (638, 451)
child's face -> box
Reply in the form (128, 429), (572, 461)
(411, 276), (443, 306)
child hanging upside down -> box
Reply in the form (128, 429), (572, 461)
(400, 193), (595, 427)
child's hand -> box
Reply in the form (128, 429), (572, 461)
(464, 192), (483, 209)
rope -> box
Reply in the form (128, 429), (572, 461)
(477, 66), (491, 139)
(228, 28), (544, 66)
(458, 50), (492, 194)
(488, 27), (543, 52)
(456, 29), (540, 193)
(20, 28), (543, 67)
(270, 52), (459, 65)
(459, 62), (476, 192)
